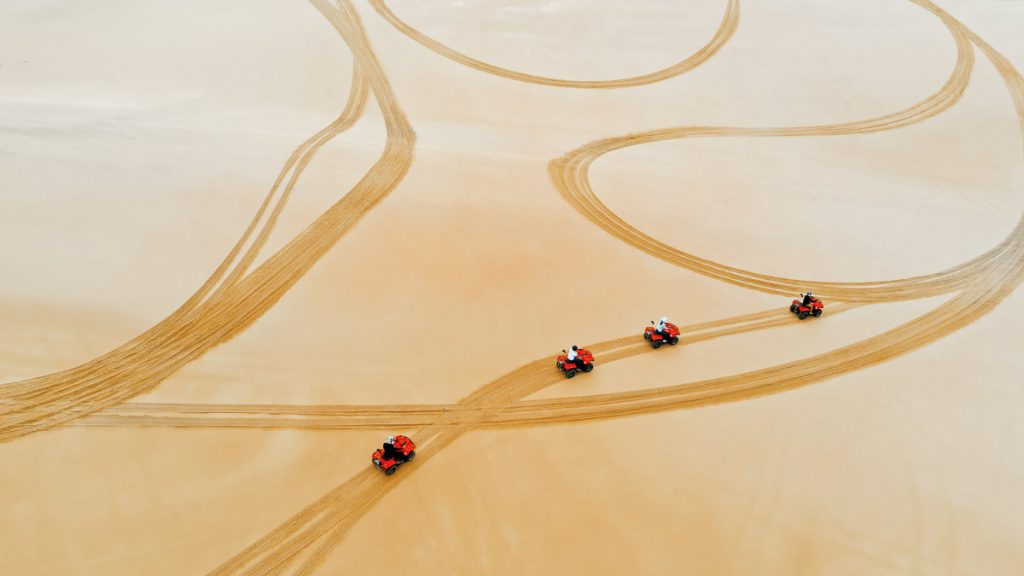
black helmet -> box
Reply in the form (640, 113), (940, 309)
(571, 345), (578, 351)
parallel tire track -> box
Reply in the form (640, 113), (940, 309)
(78, 305), (858, 430)
(4, 0), (1020, 574)
(205, 1), (1024, 572)
(549, 0), (1007, 303)
(0, 0), (411, 443)
(368, 0), (739, 88)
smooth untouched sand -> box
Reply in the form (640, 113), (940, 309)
(1, 0), (1023, 574)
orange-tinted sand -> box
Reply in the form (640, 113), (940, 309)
(2, 0), (1023, 573)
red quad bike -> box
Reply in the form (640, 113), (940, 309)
(556, 348), (594, 379)
(790, 294), (824, 320)
(372, 435), (416, 476)
(644, 321), (680, 349)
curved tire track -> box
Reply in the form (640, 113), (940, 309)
(549, 0), (1010, 303)
(368, 0), (739, 88)
(0, 0), (411, 443)
(79, 305), (857, 429)
(203, 1), (1024, 573)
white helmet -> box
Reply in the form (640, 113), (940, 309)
(386, 436), (394, 444)
(660, 316), (668, 323)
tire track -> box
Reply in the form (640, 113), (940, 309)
(0, 62), (365, 402)
(204, 1), (1024, 572)
(512, 2), (1024, 422)
(549, 0), (1006, 303)
(77, 305), (857, 430)
(0, 0), (412, 443)
(368, 0), (739, 88)
(0, 0), (741, 440)
(4, 0), (1019, 573)
(209, 308), (587, 574)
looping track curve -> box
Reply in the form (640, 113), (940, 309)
(2, 0), (1022, 574)
(548, 0), (1020, 304)
(199, 0), (1024, 572)
(368, 0), (739, 88)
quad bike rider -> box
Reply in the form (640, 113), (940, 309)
(556, 345), (594, 378)
(644, 316), (680, 349)
(790, 292), (824, 320)
(372, 435), (416, 476)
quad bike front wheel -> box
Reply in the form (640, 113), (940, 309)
(385, 465), (397, 476)
(668, 336), (679, 345)
(798, 311), (809, 320)
(812, 308), (822, 317)
(582, 363), (594, 372)
(651, 340), (662, 349)
(790, 304), (797, 313)
(644, 332), (651, 341)
(407, 451), (416, 461)
(565, 369), (576, 379)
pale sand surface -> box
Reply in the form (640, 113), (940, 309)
(1, 0), (1023, 574)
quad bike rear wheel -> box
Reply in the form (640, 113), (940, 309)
(565, 369), (576, 379)
(798, 311), (809, 320)
(651, 340), (662, 349)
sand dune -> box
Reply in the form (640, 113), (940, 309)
(1, 0), (1022, 573)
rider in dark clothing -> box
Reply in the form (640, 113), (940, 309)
(382, 437), (403, 462)
(802, 292), (815, 307)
